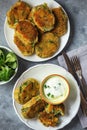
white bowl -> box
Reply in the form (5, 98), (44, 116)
(0, 45), (18, 85)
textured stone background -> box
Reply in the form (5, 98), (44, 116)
(0, 0), (87, 130)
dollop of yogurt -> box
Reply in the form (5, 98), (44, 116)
(43, 75), (69, 102)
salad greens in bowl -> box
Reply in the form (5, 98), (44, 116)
(0, 46), (18, 85)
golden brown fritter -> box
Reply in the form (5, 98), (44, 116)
(39, 111), (59, 127)
(21, 95), (47, 119)
(45, 103), (65, 116)
(39, 103), (65, 127)
(15, 20), (38, 46)
(14, 34), (34, 56)
(29, 3), (55, 32)
(14, 78), (40, 104)
(51, 7), (68, 37)
(7, 1), (31, 28)
(35, 32), (60, 58)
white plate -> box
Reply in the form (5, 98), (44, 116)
(4, 0), (70, 62)
(12, 64), (80, 130)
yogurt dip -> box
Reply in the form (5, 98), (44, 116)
(40, 74), (70, 104)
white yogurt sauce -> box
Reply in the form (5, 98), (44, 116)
(43, 76), (68, 101)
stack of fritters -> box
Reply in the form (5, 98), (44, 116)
(7, 1), (68, 58)
(20, 94), (65, 127)
(14, 77), (65, 127)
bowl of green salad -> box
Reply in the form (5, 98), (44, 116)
(0, 46), (18, 85)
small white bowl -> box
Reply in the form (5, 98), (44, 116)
(0, 46), (18, 85)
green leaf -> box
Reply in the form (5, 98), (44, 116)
(0, 66), (15, 81)
(0, 49), (5, 66)
(7, 62), (17, 69)
(5, 52), (17, 63)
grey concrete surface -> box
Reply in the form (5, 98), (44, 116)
(0, 0), (87, 130)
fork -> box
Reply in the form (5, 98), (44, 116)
(80, 91), (87, 116)
(70, 56), (87, 116)
(71, 56), (87, 101)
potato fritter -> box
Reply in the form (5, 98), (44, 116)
(39, 103), (65, 127)
(21, 95), (47, 118)
(7, 1), (31, 28)
(52, 7), (68, 37)
(35, 32), (60, 58)
(14, 78), (40, 104)
(14, 35), (34, 56)
(39, 111), (59, 127)
(29, 3), (55, 32)
(45, 103), (65, 116)
(15, 20), (38, 46)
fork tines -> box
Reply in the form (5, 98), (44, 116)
(71, 56), (81, 70)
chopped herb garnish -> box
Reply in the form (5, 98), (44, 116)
(29, 18), (34, 23)
(43, 27), (48, 32)
(44, 84), (50, 88)
(23, 81), (28, 86)
(42, 3), (48, 9)
(31, 42), (35, 47)
(22, 107), (29, 112)
(47, 93), (51, 97)
(44, 84), (47, 88)
(51, 94), (54, 98)
(14, 19), (19, 23)
(58, 83), (61, 85)
(38, 46), (43, 51)
(49, 40), (54, 43)
(19, 86), (22, 93)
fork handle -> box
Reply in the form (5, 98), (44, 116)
(80, 91), (87, 116)
(80, 76), (87, 101)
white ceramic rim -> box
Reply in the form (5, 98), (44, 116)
(0, 45), (18, 85)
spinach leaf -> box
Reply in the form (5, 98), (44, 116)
(6, 62), (17, 69)
(0, 66), (15, 81)
(0, 49), (5, 66)
(5, 52), (17, 63)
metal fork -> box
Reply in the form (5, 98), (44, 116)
(71, 56), (87, 116)
(71, 56), (87, 101)
(80, 91), (87, 116)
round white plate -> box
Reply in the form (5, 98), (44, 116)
(4, 0), (70, 62)
(13, 64), (80, 130)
